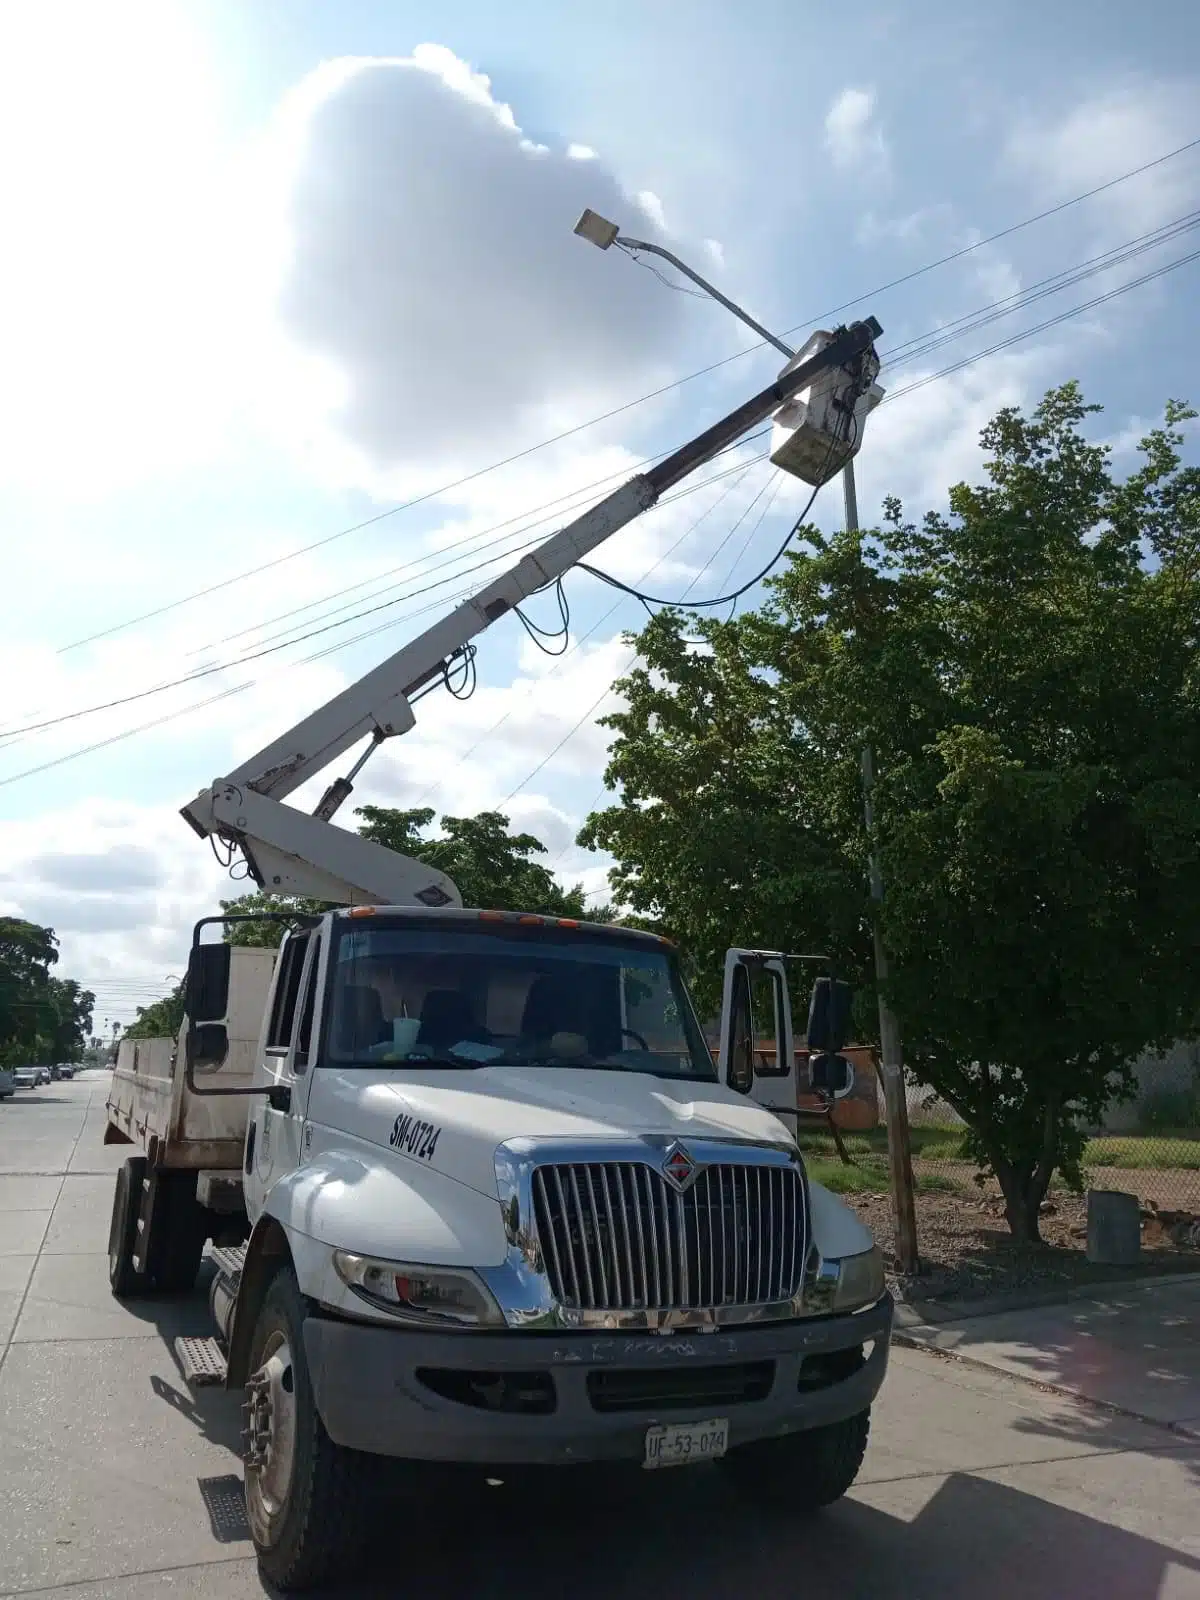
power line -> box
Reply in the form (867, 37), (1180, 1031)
(497, 472), (775, 808)
(409, 461), (766, 808)
(4, 231), (1198, 788)
(0, 454), (772, 782)
(492, 244), (1200, 809)
(0, 445), (769, 744)
(14, 203), (1189, 748)
(52, 133), (1200, 656)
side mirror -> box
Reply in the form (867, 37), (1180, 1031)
(806, 977), (852, 1054)
(186, 943), (231, 1024)
(190, 1023), (229, 1073)
(809, 1051), (854, 1100)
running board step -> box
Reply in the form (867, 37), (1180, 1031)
(209, 1243), (247, 1278)
(175, 1335), (227, 1387)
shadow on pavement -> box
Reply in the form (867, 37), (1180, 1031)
(238, 1456), (1200, 1600)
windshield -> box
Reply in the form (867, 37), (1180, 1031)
(326, 923), (715, 1082)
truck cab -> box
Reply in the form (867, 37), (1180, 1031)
(132, 906), (893, 1591)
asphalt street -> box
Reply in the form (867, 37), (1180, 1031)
(1, 1070), (1198, 1599)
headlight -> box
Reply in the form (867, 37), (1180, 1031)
(332, 1251), (505, 1328)
(831, 1245), (886, 1312)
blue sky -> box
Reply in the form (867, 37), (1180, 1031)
(0, 0), (1197, 1023)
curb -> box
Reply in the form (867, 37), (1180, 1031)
(892, 1330), (1200, 1445)
(890, 1267), (1200, 1328)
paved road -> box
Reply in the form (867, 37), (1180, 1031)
(1, 1072), (1199, 1599)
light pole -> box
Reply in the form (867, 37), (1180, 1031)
(573, 209), (864, 533)
(575, 208), (919, 1271)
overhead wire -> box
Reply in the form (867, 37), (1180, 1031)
(409, 461), (764, 808)
(497, 240), (1200, 810)
(0, 444), (770, 745)
(4, 213), (1199, 786)
(498, 461), (786, 809)
(0, 452), (772, 784)
(51, 133), (1200, 656)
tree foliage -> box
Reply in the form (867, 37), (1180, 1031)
(0, 917), (95, 1065)
(580, 386), (1200, 1241)
(220, 807), (591, 947)
(123, 982), (186, 1041)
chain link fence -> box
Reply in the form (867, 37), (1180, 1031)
(793, 1043), (1200, 1260)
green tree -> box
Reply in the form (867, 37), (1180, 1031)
(581, 385), (1200, 1242)
(220, 807), (590, 946)
(124, 982), (186, 1041)
(0, 920), (94, 1065)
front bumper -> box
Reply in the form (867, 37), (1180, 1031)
(303, 1293), (892, 1466)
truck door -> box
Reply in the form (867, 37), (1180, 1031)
(717, 949), (799, 1130)
(244, 930), (324, 1221)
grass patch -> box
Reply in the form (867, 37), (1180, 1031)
(1083, 1136), (1200, 1171)
(797, 1124), (970, 1162)
(806, 1155), (964, 1196)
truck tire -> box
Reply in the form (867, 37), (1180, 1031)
(146, 1171), (210, 1294)
(243, 1265), (371, 1592)
(720, 1409), (870, 1510)
(108, 1156), (148, 1299)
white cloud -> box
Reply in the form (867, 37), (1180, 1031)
(635, 190), (669, 233)
(851, 345), (1050, 520)
(0, 0), (254, 496)
(823, 87), (887, 171)
(0, 799), (233, 1024)
(567, 143), (597, 161)
(263, 46), (687, 493)
(1003, 84), (1198, 242)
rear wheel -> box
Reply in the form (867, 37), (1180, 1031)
(719, 1409), (870, 1510)
(243, 1266), (371, 1592)
(108, 1156), (148, 1298)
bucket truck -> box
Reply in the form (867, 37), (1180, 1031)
(103, 319), (893, 1592)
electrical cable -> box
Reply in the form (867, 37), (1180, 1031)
(182, 429), (768, 664)
(575, 382), (857, 610)
(51, 134), (1200, 656)
(878, 208), (1200, 373)
(0, 452), (772, 773)
(497, 473), (776, 810)
(4, 234), (1198, 787)
(408, 462), (764, 807)
(0, 444), (769, 744)
(182, 205), (1200, 672)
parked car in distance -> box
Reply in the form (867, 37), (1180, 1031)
(56, 1063), (75, 1080)
(13, 1067), (37, 1088)
(0, 1068), (14, 1100)
(35, 1066), (51, 1086)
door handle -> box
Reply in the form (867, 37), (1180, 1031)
(268, 1085), (292, 1114)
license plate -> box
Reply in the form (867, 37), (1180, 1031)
(643, 1418), (729, 1469)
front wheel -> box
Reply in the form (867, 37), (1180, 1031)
(243, 1266), (371, 1592)
(719, 1409), (870, 1510)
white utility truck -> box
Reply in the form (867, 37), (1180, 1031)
(104, 318), (893, 1592)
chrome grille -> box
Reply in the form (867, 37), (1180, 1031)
(531, 1161), (805, 1312)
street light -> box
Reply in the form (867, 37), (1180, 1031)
(574, 208), (797, 358)
(573, 209), (882, 495)
(574, 207), (917, 1271)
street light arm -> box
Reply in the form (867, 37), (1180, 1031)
(614, 236), (796, 360)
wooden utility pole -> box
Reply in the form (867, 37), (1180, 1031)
(844, 460), (920, 1274)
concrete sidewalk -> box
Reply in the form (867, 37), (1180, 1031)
(896, 1273), (1200, 1438)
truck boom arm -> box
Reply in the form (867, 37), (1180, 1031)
(181, 318), (881, 906)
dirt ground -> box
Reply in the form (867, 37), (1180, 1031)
(847, 1181), (1200, 1306)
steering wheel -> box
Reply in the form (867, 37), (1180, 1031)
(621, 1027), (650, 1051)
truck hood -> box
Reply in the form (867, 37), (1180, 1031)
(306, 1065), (794, 1201)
